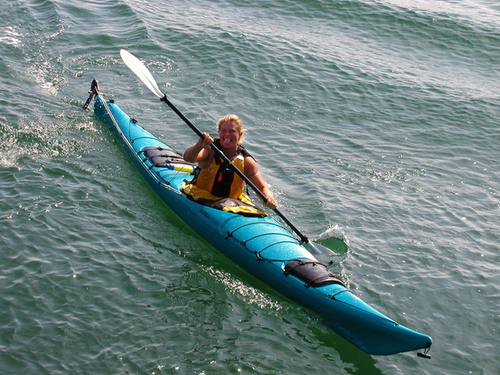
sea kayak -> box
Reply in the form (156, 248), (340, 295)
(86, 80), (432, 357)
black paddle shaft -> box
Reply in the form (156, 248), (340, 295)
(159, 95), (310, 244)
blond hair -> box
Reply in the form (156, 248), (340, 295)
(217, 114), (247, 144)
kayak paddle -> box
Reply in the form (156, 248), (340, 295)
(119, 49), (338, 256)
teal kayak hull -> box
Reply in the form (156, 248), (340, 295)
(93, 92), (432, 356)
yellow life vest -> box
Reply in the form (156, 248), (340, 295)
(181, 140), (267, 217)
(193, 139), (248, 199)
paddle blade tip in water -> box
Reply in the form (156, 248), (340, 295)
(316, 237), (348, 254)
(313, 225), (349, 254)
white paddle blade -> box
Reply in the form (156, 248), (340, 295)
(120, 49), (164, 98)
(305, 241), (335, 255)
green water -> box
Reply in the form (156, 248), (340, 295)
(1, 0), (498, 374)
